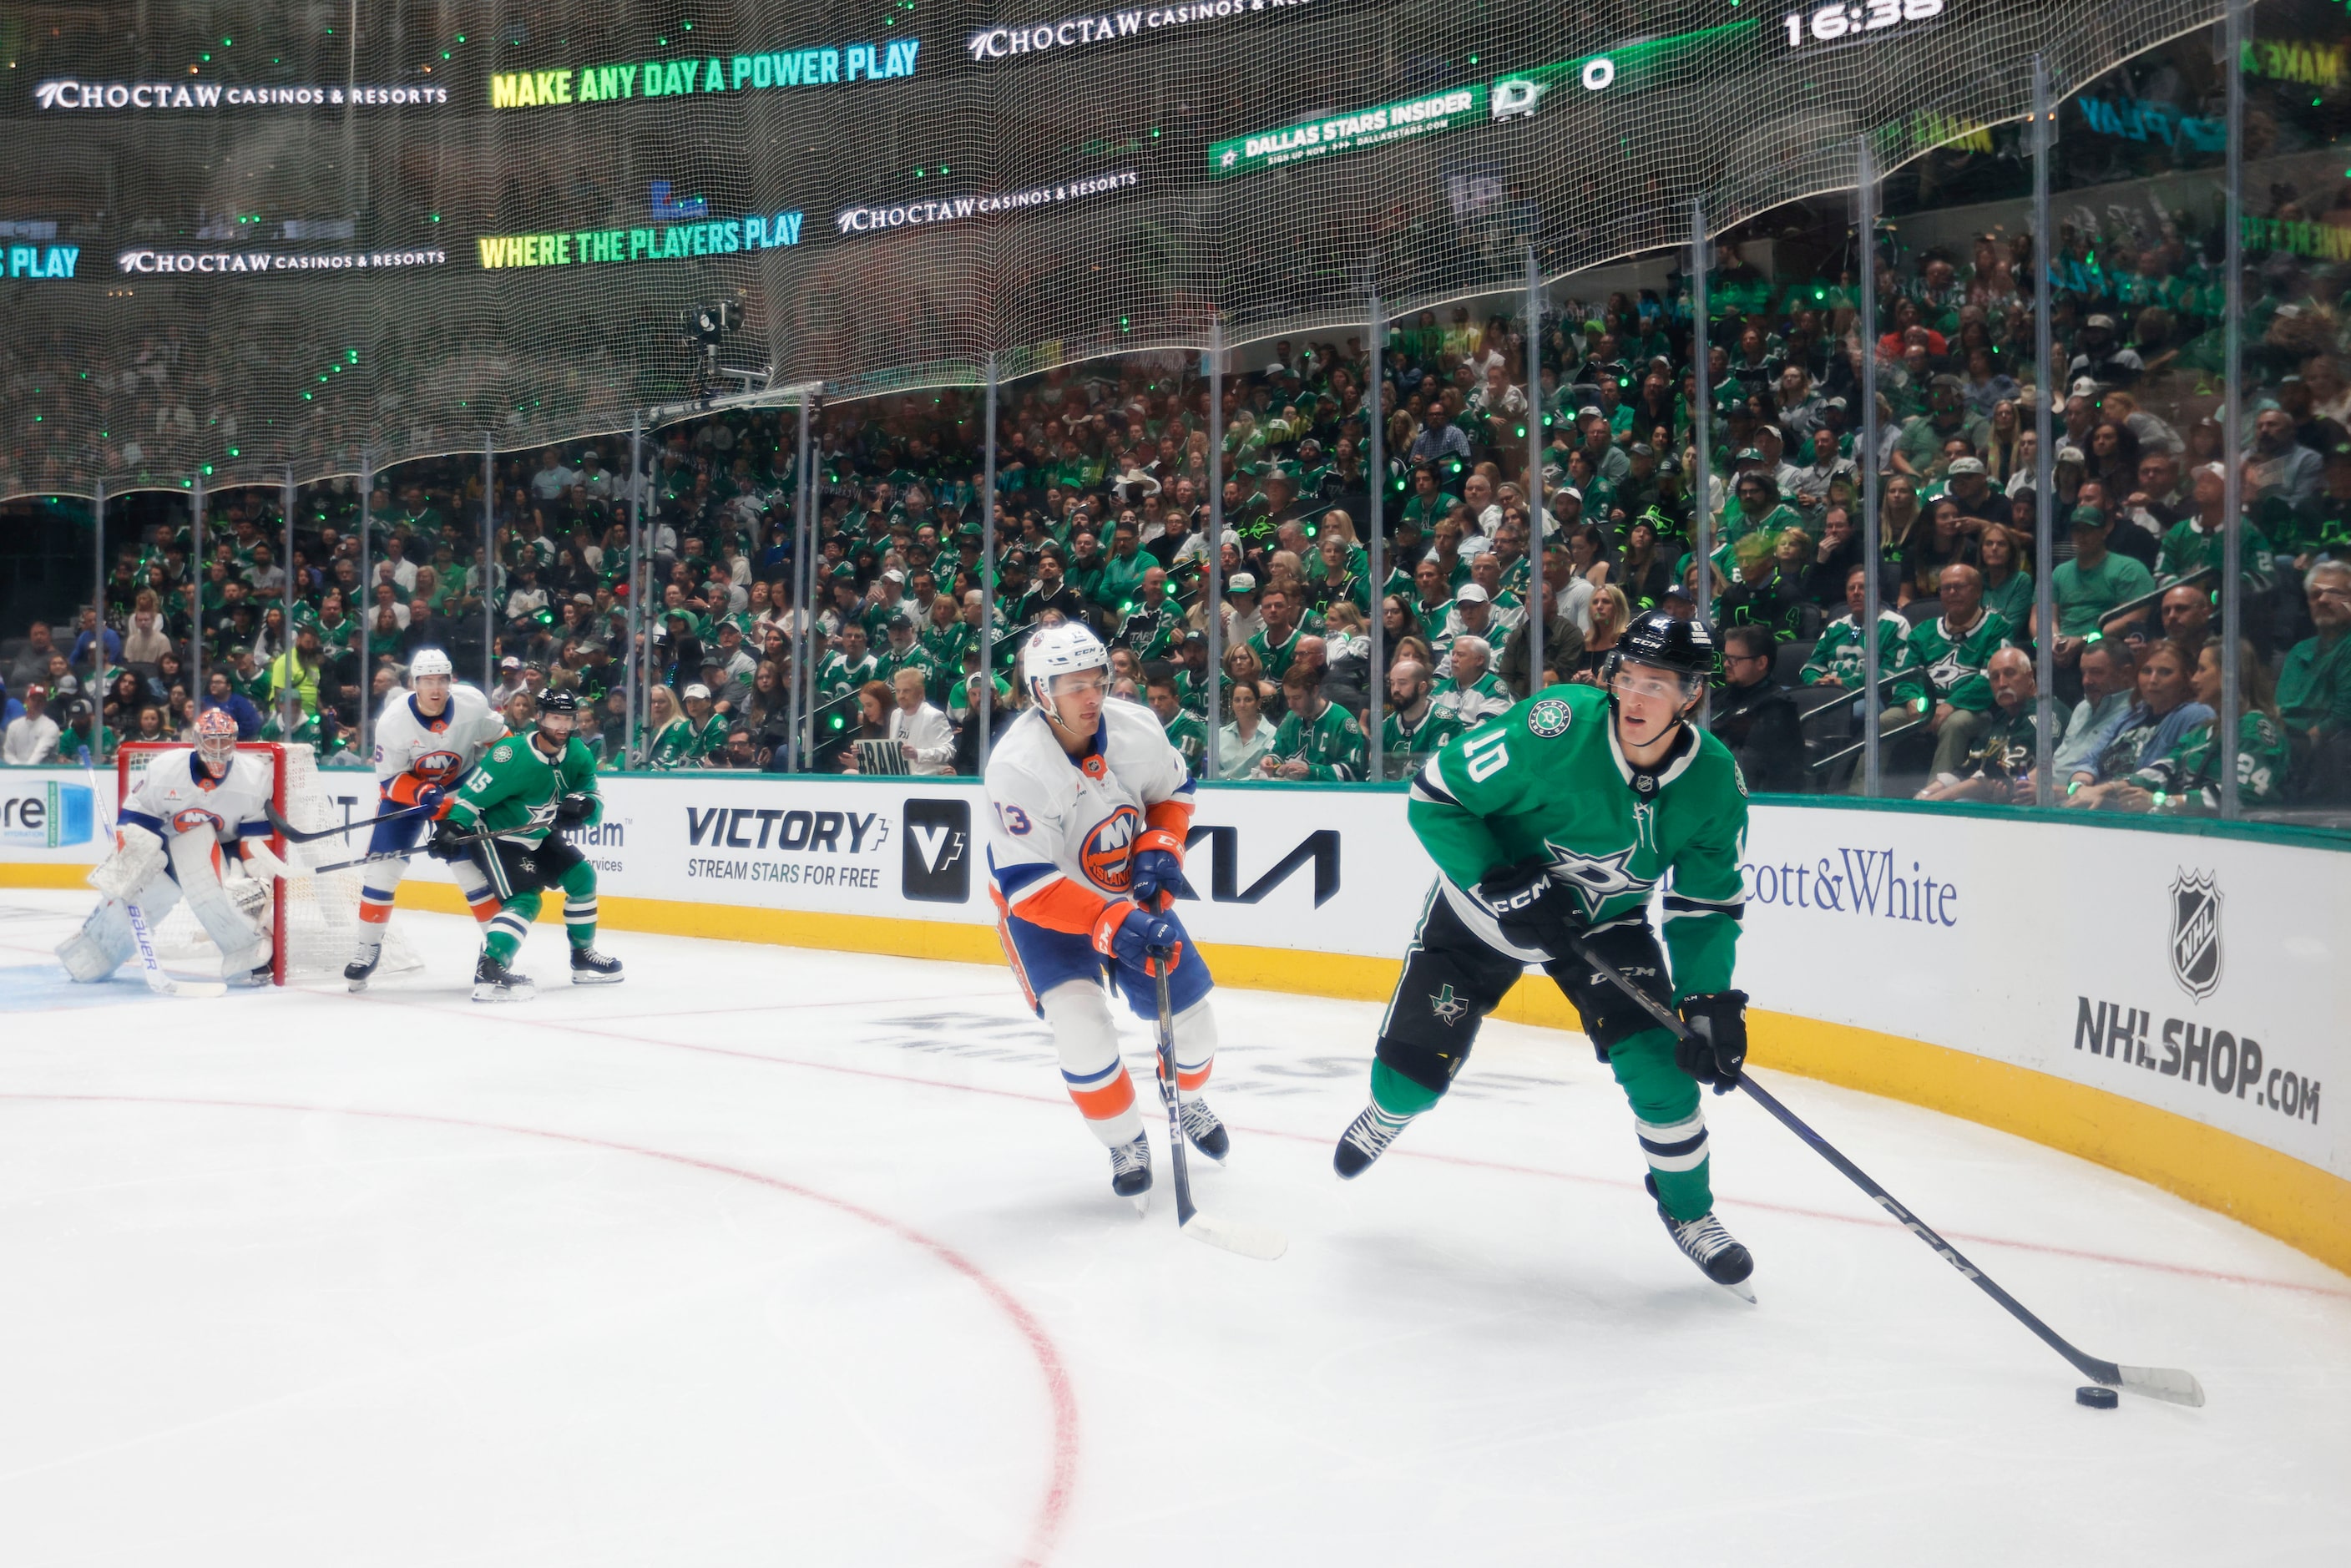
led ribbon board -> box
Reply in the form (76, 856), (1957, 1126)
(1210, 85), (1487, 177)
(490, 40), (919, 109)
(963, 0), (1319, 64)
(475, 214), (805, 269)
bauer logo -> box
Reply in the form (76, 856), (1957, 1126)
(902, 798), (972, 903)
(0, 781), (95, 847)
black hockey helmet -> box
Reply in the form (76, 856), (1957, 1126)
(1604, 609), (1716, 685)
(536, 688), (581, 716)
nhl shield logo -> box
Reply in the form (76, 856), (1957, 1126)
(2168, 870), (2222, 1003)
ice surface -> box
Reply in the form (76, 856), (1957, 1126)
(0, 891), (2344, 1566)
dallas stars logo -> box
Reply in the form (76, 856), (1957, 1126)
(1542, 842), (1652, 918)
(1430, 984), (1469, 1025)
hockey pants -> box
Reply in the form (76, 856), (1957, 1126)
(1370, 893), (1713, 1222)
(470, 835), (599, 966)
(999, 908), (1217, 1149)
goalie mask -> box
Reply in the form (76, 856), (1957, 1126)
(194, 707), (240, 771)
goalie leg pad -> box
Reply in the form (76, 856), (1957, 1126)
(171, 829), (269, 976)
(1038, 977), (1144, 1148)
(57, 898), (140, 982)
(1373, 893), (1527, 1096)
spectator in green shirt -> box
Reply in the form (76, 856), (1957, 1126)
(2278, 560), (2351, 800)
(1260, 664), (1367, 781)
(2042, 506), (2156, 672)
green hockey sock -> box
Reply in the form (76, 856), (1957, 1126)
(485, 893), (538, 967)
(1370, 1060), (1443, 1121)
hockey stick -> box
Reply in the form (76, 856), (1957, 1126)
(122, 899), (226, 999)
(1150, 951), (1286, 1261)
(265, 800), (432, 844)
(291, 827), (497, 879)
(1553, 927), (2205, 1408)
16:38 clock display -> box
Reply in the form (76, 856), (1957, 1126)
(1784, 0), (1945, 48)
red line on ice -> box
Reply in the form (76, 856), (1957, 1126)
(356, 994), (2350, 1302)
(0, 1090), (1079, 1568)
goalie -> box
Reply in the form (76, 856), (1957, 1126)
(57, 710), (288, 986)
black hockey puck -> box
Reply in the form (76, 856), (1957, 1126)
(2075, 1385), (2119, 1409)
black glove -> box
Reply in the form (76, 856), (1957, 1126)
(554, 792), (594, 827)
(426, 821), (471, 862)
(1474, 857), (1579, 953)
(1676, 990), (1750, 1095)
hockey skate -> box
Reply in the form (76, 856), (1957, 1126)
(1332, 1103), (1411, 1180)
(1110, 1130), (1152, 1212)
(569, 946), (624, 984)
(1646, 1174), (1756, 1302)
(1179, 1096), (1229, 1163)
(472, 953), (536, 1004)
(344, 938), (382, 993)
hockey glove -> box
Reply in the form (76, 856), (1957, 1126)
(1475, 857), (1580, 954)
(1092, 901), (1184, 976)
(427, 822), (473, 862)
(1126, 847), (1191, 912)
(1675, 990), (1750, 1095)
(412, 784), (448, 817)
(554, 792), (595, 827)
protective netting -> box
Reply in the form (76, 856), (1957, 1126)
(0, 0), (2225, 499)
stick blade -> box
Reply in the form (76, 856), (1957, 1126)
(2111, 1363), (2206, 1407)
(1181, 1211), (1287, 1262)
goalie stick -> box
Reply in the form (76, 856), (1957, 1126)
(1149, 950), (1287, 1262)
(1555, 926), (2206, 1408)
(122, 899), (225, 999)
(265, 800), (433, 845)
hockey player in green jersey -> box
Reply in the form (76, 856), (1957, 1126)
(435, 689), (624, 1001)
(1333, 609), (1758, 1298)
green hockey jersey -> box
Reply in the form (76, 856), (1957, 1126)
(1408, 682), (1747, 997)
(1381, 704), (1464, 776)
(1800, 609), (1917, 690)
(447, 731), (602, 845)
(1894, 608), (2012, 713)
(1268, 700), (1368, 781)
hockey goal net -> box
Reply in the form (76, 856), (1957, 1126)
(115, 741), (420, 984)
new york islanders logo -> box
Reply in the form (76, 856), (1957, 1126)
(169, 807), (226, 837)
(1079, 805), (1142, 893)
(412, 748), (466, 783)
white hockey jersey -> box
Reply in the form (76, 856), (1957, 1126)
(119, 748), (276, 846)
(372, 684), (507, 799)
(983, 698), (1195, 933)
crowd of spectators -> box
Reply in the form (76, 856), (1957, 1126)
(7, 221), (2351, 816)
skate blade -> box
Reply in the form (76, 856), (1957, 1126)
(1714, 1277), (1758, 1305)
(471, 985), (536, 1004)
(1129, 1191), (1150, 1217)
(570, 972), (625, 984)
(1182, 1212), (1288, 1262)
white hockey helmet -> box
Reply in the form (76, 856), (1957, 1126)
(408, 647), (454, 681)
(1024, 623), (1110, 726)
(194, 706), (239, 770)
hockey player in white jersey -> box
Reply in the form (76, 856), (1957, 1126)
(345, 648), (507, 989)
(57, 709), (289, 984)
(984, 624), (1229, 1206)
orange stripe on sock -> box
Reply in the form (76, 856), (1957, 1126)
(1068, 1072), (1135, 1121)
(1176, 1064), (1212, 1092)
(357, 902), (392, 924)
